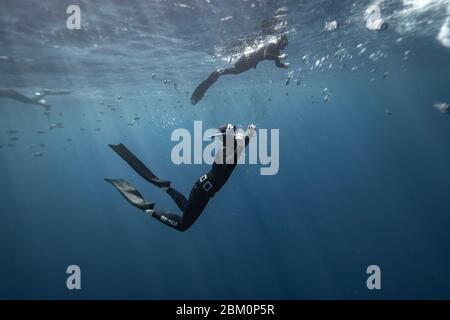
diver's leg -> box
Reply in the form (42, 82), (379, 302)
(105, 178), (155, 211)
(151, 211), (183, 231)
(166, 187), (188, 211)
(109, 144), (171, 188)
(191, 67), (235, 105)
(151, 181), (211, 232)
(179, 182), (211, 230)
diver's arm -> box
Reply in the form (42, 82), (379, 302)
(209, 123), (234, 144)
(275, 58), (289, 68)
(35, 100), (51, 109)
(264, 43), (289, 68)
(40, 89), (73, 96)
(218, 123), (231, 134)
(263, 43), (281, 60)
(244, 124), (256, 146)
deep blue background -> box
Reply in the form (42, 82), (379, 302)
(1, 0), (450, 299)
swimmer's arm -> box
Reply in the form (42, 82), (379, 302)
(244, 124), (256, 146)
(218, 123), (230, 134)
(275, 58), (289, 68)
(210, 124), (232, 143)
(263, 43), (281, 60)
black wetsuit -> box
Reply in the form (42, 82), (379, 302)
(106, 124), (252, 232)
(221, 42), (289, 74)
(0, 89), (72, 108)
(0, 89), (47, 107)
(191, 37), (289, 105)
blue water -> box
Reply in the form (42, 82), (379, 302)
(1, 0), (450, 299)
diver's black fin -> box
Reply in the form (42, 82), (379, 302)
(109, 143), (171, 188)
(191, 70), (221, 105)
(105, 178), (155, 212)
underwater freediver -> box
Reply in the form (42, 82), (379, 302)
(105, 123), (256, 232)
(0, 89), (73, 109)
(191, 33), (289, 105)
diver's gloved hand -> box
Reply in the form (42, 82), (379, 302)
(283, 62), (290, 68)
(246, 124), (257, 139)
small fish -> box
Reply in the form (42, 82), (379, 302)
(33, 151), (43, 157)
(324, 20), (339, 32)
(433, 102), (450, 114)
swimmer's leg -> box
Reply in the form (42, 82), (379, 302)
(191, 67), (236, 105)
(151, 182), (210, 232)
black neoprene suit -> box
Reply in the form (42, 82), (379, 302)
(190, 38), (288, 105)
(151, 124), (250, 231)
(106, 124), (251, 232)
(221, 41), (289, 75)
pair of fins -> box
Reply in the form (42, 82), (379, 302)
(105, 143), (170, 212)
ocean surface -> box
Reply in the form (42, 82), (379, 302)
(1, 0), (450, 299)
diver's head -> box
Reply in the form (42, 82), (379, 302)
(278, 33), (288, 50)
